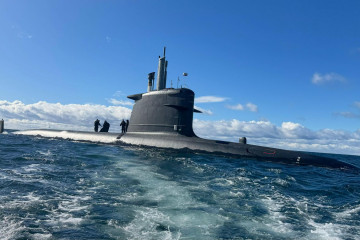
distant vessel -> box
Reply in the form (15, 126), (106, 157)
(118, 48), (357, 170)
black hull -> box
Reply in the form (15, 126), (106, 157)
(14, 129), (358, 170)
(120, 132), (358, 170)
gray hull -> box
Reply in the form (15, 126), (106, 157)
(15, 129), (357, 170)
(120, 132), (357, 170)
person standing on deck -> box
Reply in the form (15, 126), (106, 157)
(120, 119), (126, 134)
(94, 119), (101, 132)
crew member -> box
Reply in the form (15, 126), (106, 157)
(94, 119), (101, 132)
(100, 120), (110, 132)
(120, 119), (126, 133)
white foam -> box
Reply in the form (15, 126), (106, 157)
(259, 191), (357, 240)
(114, 160), (226, 239)
(308, 220), (344, 240)
(15, 130), (119, 144)
(261, 196), (293, 234)
(55, 213), (83, 225)
(335, 204), (360, 218)
(122, 207), (181, 240)
(31, 233), (53, 240)
(273, 178), (290, 187)
(23, 164), (40, 172)
(0, 216), (25, 240)
(36, 150), (53, 156)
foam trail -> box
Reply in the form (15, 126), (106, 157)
(114, 160), (226, 239)
(15, 129), (120, 144)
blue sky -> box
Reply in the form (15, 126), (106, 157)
(1, 0), (360, 154)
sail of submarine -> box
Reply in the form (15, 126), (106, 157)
(119, 48), (357, 170)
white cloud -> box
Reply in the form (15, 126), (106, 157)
(113, 91), (125, 97)
(193, 119), (360, 155)
(312, 72), (346, 85)
(195, 96), (228, 103)
(246, 102), (258, 112)
(108, 98), (134, 106)
(227, 102), (258, 112)
(0, 100), (131, 131)
(227, 104), (244, 110)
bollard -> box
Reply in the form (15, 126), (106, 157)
(239, 137), (247, 144)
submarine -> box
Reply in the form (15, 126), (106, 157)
(14, 48), (357, 170)
(116, 47), (357, 170)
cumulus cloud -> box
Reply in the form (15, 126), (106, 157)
(193, 119), (360, 155)
(312, 72), (346, 85)
(195, 96), (228, 103)
(0, 100), (131, 131)
(227, 102), (258, 112)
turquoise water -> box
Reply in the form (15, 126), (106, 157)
(1, 130), (360, 239)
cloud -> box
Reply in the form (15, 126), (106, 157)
(334, 101), (360, 119)
(106, 36), (111, 43)
(354, 101), (360, 109)
(0, 100), (131, 131)
(335, 112), (360, 119)
(195, 96), (228, 103)
(11, 25), (33, 39)
(246, 103), (258, 112)
(227, 102), (258, 112)
(113, 91), (125, 97)
(193, 119), (360, 155)
(227, 104), (244, 110)
(108, 98), (134, 106)
(312, 72), (346, 85)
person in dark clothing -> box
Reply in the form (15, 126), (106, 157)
(120, 119), (126, 133)
(94, 119), (101, 132)
(100, 120), (110, 132)
(125, 120), (129, 132)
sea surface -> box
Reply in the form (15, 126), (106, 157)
(1, 130), (360, 240)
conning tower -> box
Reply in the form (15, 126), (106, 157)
(127, 48), (197, 137)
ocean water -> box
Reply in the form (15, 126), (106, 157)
(1, 130), (360, 240)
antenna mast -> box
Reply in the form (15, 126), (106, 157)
(156, 47), (168, 90)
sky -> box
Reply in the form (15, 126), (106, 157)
(1, 0), (360, 155)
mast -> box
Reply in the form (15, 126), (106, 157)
(156, 47), (168, 90)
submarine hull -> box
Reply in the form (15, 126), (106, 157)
(14, 129), (357, 170)
(120, 132), (357, 170)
